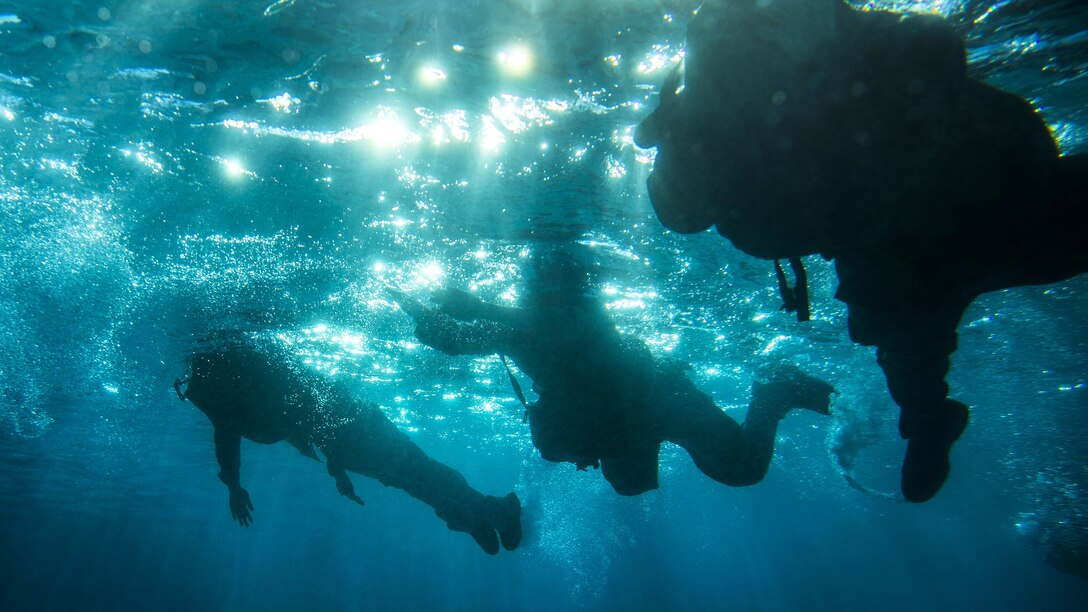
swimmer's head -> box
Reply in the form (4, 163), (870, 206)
(524, 245), (596, 307)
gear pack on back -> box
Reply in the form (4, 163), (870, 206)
(637, 0), (968, 260)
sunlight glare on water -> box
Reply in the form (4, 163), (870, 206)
(0, 1), (1086, 610)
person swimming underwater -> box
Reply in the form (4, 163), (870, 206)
(391, 246), (836, 496)
(634, 0), (1086, 502)
(176, 340), (522, 555)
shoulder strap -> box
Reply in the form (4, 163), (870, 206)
(174, 377), (191, 401)
(500, 355), (530, 424)
(774, 257), (811, 322)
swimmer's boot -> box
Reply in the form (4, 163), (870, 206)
(752, 365), (837, 417)
(901, 399), (969, 503)
(469, 523), (501, 555)
(496, 492), (522, 552)
(466, 492), (522, 555)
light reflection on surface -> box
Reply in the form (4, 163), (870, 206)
(359, 108), (420, 148)
(409, 260), (447, 289)
(257, 92), (300, 113)
(872, 0), (968, 15)
(637, 43), (682, 75)
(0, 0), (1084, 589)
(218, 158), (248, 178)
(478, 115), (506, 152)
(417, 65), (448, 87)
(120, 146), (164, 174)
(496, 44), (534, 76)
(489, 94), (563, 133)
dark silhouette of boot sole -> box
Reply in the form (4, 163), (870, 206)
(902, 400), (970, 503)
(498, 492), (522, 551)
(470, 492), (522, 555)
(470, 522), (500, 555)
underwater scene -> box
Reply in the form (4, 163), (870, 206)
(1, 0), (1086, 610)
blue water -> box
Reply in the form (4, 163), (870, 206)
(1, 1), (1086, 610)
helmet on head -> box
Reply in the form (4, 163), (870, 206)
(524, 244), (596, 305)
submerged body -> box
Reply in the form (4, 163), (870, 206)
(179, 343), (521, 555)
(635, 0), (1087, 502)
(393, 269), (834, 496)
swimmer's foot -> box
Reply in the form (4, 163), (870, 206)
(466, 493), (522, 555)
(753, 365), (837, 417)
(496, 492), (522, 552)
(901, 400), (969, 503)
(469, 522), (500, 555)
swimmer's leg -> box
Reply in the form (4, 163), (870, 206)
(878, 347), (969, 503)
(737, 368), (837, 482)
(659, 366), (833, 488)
(848, 297), (972, 503)
(654, 375), (755, 486)
(321, 403), (521, 554)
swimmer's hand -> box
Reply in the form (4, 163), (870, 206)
(432, 287), (483, 320)
(229, 487), (254, 527)
(387, 287), (426, 320)
(387, 287), (459, 353)
(332, 468), (366, 507)
(388, 287), (468, 354)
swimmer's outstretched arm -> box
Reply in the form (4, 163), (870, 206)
(388, 288), (520, 357)
(431, 287), (529, 328)
(213, 423), (254, 526)
(415, 310), (520, 356)
(387, 287), (427, 319)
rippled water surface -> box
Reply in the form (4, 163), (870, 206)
(1, 1), (1086, 610)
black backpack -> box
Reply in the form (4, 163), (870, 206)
(639, 2), (968, 261)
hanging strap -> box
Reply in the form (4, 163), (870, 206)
(500, 355), (530, 424)
(774, 256), (811, 322)
(173, 377), (191, 402)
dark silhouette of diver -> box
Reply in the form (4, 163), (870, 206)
(633, 0), (1087, 502)
(175, 342), (522, 555)
(390, 249), (836, 496)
